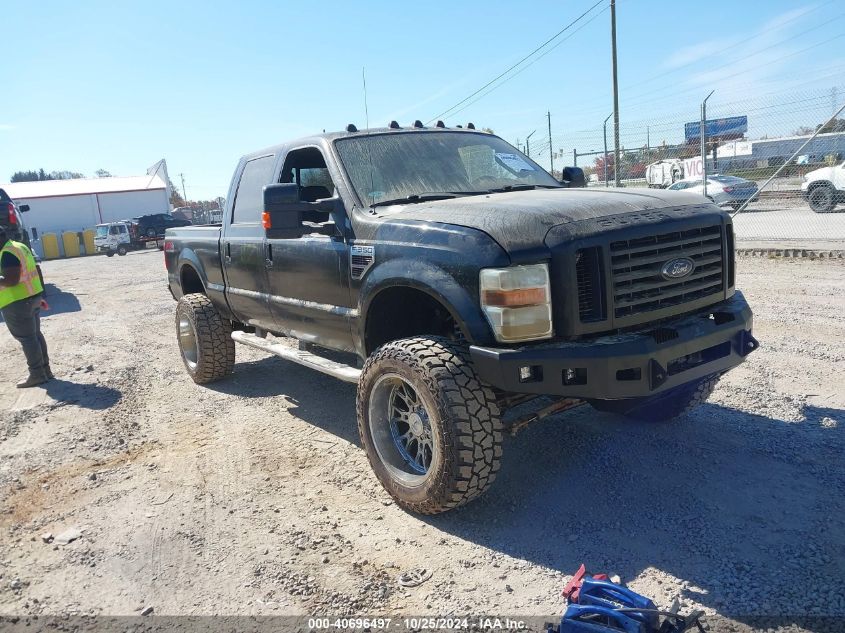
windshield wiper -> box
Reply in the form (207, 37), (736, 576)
(485, 184), (562, 194)
(370, 192), (462, 208)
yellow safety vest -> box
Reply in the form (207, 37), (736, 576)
(0, 240), (44, 309)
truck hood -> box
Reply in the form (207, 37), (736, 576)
(803, 166), (836, 185)
(388, 187), (710, 254)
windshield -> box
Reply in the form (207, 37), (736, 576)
(334, 131), (560, 206)
(96, 225), (109, 237)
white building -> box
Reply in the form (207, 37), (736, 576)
(0, 174), (170, 256)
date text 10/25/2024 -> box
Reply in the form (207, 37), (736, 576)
(307, 617), (527, 631)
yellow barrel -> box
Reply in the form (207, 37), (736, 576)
(41, 233), (60, 260)
(82, 229), (96, 255)
(62, 231), (81, 258)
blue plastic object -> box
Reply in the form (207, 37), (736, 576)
(577, 578), (659, 630)
(558, 604), (644, 633)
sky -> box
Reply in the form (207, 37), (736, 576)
(2, 0), (843, 199)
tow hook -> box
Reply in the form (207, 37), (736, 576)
(738, 330), (759, 357)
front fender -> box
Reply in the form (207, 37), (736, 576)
(358, 258), (496, 353)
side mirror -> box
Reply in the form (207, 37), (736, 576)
(263, 183), (304, 239)
(19, 204), (30, 212)
(559, 167), (586, 188)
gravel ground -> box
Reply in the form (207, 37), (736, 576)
(0, 250), (843, 631)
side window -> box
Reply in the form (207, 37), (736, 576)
(232, 155), (276, 224)
(120, 225), (127, 234)
(110, 226), (119, 235)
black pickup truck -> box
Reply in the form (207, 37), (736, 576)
(165, 125), (757, 514)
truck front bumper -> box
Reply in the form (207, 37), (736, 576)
(470, 292), (756, 400)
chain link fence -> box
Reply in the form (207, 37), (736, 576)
(519, 84), (845, 249)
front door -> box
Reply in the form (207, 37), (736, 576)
(264, 147), (355, 352)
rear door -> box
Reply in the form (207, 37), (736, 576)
(221, 154), (278, 331)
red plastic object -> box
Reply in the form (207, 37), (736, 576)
(562, 564), (608, 603)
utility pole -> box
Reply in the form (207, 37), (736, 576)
(603, 112), (613, 187)
(610, 0), (621, 186)
(179, 173), (187, 204)
(547, 111), (555, 176)
(701, 90), (714, 196)
(646, 125), (650, 150)
(526, 130), (536, 157)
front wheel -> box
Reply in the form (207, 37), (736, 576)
(589, 374), (720, 422)
(175, 293), (235, 384)
(808, 185), (836, 213)
(106, 250), (115, 257)
(117, 244), (128, 256)
(356, 336), (502, 515)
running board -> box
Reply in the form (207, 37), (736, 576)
(230, 331), (361, 383)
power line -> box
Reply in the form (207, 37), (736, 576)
(426, 0), (606, 124)
(435, 6), (609, 123)
(564, 5), (844, 118)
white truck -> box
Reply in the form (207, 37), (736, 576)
(645, 159), (683, 188)
(94, 220), (163, 256)
(801, 160), (845, 212)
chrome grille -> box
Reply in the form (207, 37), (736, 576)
(611, 225), (723, 318)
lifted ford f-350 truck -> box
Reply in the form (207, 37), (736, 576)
(165, 125), (757, 515)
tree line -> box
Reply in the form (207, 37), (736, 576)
(10, 168), (112, 182)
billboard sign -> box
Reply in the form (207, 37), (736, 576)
(685, 116), (748, 141)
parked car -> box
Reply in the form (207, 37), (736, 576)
(133, 213), (191, 238)
(0, 188), (32, 247)
(667, 175), (759, 210)
(801, 160), (845, 213)
(165, 125), (755, 515)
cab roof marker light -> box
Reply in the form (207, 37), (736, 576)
(388, 121), (400, 129)
(435, 121), (446, 128)
(413, 120), (424, 128)
(346, 124), (358, 133)
(467, 122), (476, 130)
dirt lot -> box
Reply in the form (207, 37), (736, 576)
(1, 250), (843, 629)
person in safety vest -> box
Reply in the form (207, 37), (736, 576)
(0, 227), (52, 387)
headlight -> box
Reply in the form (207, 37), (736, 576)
(479, 263), (553, 343)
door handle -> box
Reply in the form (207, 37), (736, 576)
(224, 242), (231, 264)
(265, 243), (273, 268)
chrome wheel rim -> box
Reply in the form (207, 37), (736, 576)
(178, 316), (198, 370)
(368, 374), (437, 486)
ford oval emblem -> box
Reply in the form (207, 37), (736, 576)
(661, 257), (696, 280)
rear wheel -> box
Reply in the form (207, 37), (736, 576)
(808, 185), (836, 213)
(590, 374), (720, 422)
(357, 336), (502, 514)
(175, 293), (235, 384)
(146, 227), (157, 237)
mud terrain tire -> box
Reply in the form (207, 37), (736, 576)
(175, 293), (235, 384)
(357, 336), (502, 514)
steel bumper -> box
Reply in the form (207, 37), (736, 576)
(470, 292), (756, 400)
